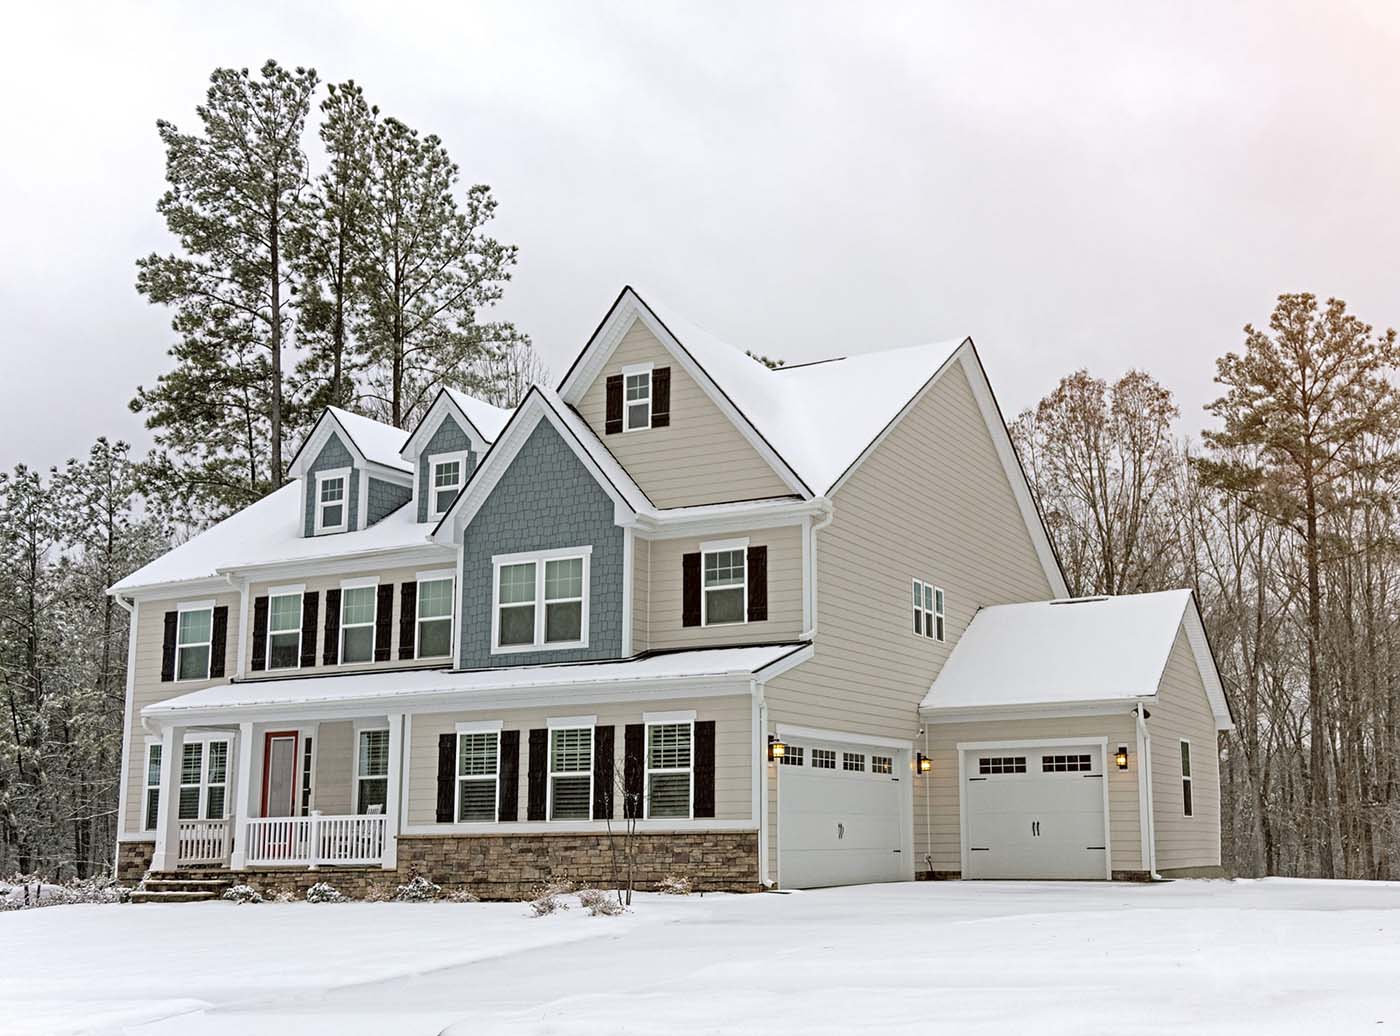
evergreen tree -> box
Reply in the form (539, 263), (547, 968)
(134, 60), (319, 517)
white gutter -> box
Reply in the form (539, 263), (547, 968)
(800, 499), (835, 640)
(1135, 703), (1160, 879)
(113, 594), (138, 871)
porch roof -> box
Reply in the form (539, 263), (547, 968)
(142, 643), (813, 724)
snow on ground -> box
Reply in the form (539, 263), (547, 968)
(2, 879), (1398, 1035)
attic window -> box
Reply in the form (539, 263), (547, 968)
(623, 365), (652, 431)
(430, 453), (468, 517)
(315, 470), (350, 534)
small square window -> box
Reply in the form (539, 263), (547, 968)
(872, 755), (893, 775)
(779, 745), (804, 766)
(842, 752), (865, 772)
(812, 748), (836, 770)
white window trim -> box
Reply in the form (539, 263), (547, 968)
(913, 579), (946, 642)
(1180, 738), (1194, 818)
(142, 739), (162, 831)
(338, 580), (379, 666)
(299, 733), (318, 817)
(174, 600), (215, 682)
(414, 572), (456, 660)
(622, 361), (654, 433)
(265, 588), (304, 672)
(547, 725), (594, 822)
(490, 547), (592, 654)
(454, 729), (501, 824)
(314, 468), (352, 534)
(175, 734), (232, 822)
(700, 538), (749, 628)
(354, 726), (391, 815)
(428, 451), (471, 518)
(644, 719), (694, 820)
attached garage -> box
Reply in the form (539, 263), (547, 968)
(776, 731), (911, 889)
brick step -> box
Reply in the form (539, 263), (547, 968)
(142, 878), (231, 893)
(129, 890), (220, 904)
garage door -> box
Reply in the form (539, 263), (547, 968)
(779, 740), (905, 888)
(963, 743), (1108, 880)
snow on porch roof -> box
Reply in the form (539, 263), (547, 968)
(920, 590), (1232, 727)
(142, 643), (813, 721)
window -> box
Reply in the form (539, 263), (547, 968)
(492, 549), (590, 652)
(340, 584), (377, 664)
(978, 756), (1027, 775)
(1042, 753), (1093, 773)
(356, 729), (389, 814)
(175, 604), (213, 681)
(843, 752), (865, 772)
(780, 745), (805, 767)
(205, 741), (228, 819)
(266, 591), (302, 670)
(1180, 741), (1193, 817)
(913, 580), (945, 641)
(549, 727), (593, 820)
(144, 743), (162, 831)
(703, 546), (746, 626)
(299, 737), (315, 816)
(315, 470), (349, 533)
(812, 748), (836, 770)
(623, 367), (651, 431)
(430, 455), (467, 517)
(872, 755), (893, 775)
(177, 739), (229, 820)
(416, 577), (454, 658)
(457, 731), (499, 823)
(646, 723), (692, 818)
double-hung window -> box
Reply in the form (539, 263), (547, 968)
(493, 548), (590, 652)
(143, 743), (162, 830)
(340, 583), (377, 664)
(548, 726), (593, 820)
(623, 365), (652, 431)
(315, 470), (350, 534)
(1180, 740), (1194, 817)
(456, 729), (500, 823)
(175, 603), (213, 681)
(177, 738), (229, 820)
(416, 575), (454, 658)
(430, 454), (467, 517)
(356, 728), (389, 814)
(299, 737), (316, 816)
(702, 543), (746, 626)
(913, 579), (945, 641)
(645, 721), (693, 819)
(266, 589), (303, 670)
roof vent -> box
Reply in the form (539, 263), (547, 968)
(1049, 596), (1109, 606)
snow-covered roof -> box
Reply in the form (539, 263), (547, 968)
(443, 388), (513, 443)
(324, 407), (412, 472)
(142, 643), (813, 720)
(921, 590), (1232, 728)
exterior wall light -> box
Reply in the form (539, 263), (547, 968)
(767, 735), (786, 762)
(1115, 745), (1129, 770)
(916, 752), (932, 775)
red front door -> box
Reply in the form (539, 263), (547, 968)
(261, 731), (299, 818)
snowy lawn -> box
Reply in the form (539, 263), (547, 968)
(2, 878), (1397, 1035)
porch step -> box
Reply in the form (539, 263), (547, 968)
(130, 890), (221, 904)
(142, 878), (231, 894)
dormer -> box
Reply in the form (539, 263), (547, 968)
(400, 388), (513, 524)
(286, 408), (413, 537)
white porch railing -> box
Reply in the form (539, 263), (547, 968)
(177, 818), (231, 864)
(244, 813), (388, 868)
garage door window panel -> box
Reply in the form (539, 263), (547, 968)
(779, 745), (804, 766)
(978, 756), (1026, 775)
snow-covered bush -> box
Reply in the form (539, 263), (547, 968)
(363, 883), (395, 902)
(394, 875), (442, 902)
(0, 876), (131, 910)
(657, 875), (692, 896)
(577, 887), (624, 916)
(269, 889), (297, 903)
(444, 888), (480, 903)
(529, 878), (575, 900)
(222, 884), (263, 904)
(529, 893), (564, 916)
(306, 882), (347, 904)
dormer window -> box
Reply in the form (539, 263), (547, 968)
(429, 453), (468, 518)
(623, 364), (652, 431)
(315, 470), (350, 534)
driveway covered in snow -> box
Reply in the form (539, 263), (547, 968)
(3, 879), (1397, 1034)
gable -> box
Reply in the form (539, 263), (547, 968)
(303, 433), (359, 536)
(576, 319), (794, 507)
(416, 413), (477, 523)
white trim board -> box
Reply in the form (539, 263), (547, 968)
(775, 724), (914, 751)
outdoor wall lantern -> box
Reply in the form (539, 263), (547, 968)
(767, 735), (786, 761)
(916, 752), (932, 775)
(1115, 745), (1129, 770)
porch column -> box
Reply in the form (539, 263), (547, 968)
(229, 721), (256, 870)
(383, 712), (405, 870)
(149, 724), (186, 872)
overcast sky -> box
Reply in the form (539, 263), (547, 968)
(2, 1), (1397, 473)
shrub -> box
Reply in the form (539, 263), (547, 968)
(578, 887), (625, 916)
(1, 876), (133, 910)
(657, 875), (692, 896)
(444, 888), (481, 903)
(363, 884), (395, 903)
(529, 893), (564, 916)
(528, 878), (575, 900)
(269, 889), (297, 903)
(222, 884), (263, 904)
(394, 875), (442, 902)
(306, 882), (346, 904)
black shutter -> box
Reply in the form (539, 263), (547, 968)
(322, 589), (341, 666)
(747, 545), (768, 622)
(651, 366), (671, 427)
(593, 725), (615, 820)
(605, 374), (624, 434)
(209, 606), (229, 678)
(250, 596), (269, 672)
(374, 584), (394, 662)
(436, 733), (456, 823)
(682, 552), (702, 627)
(160, 611), (177, 682)
(398, 581), (417, 660)
(624, 723), (645, 819)
(498, 730), (520, 822)
(527, 728), (548, 820)
(299, 592), (319, 668)
(694, 720), (716, 818)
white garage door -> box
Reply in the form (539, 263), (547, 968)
(779, 740), (905, 889)
(963, 743), (1108, 880)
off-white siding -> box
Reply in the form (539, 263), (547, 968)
(406, 695), (752, 827)
(1149, 629), (1222, 870)
(638, 525), (804, 653)
(576, 320), (793, 507)
(914, 715), (1143, 875)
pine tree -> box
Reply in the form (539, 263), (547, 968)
(134, 60), (319, 517)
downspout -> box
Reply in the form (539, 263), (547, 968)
(754, 681), (774, 887)
(113, 595), (137, 876)
(800, 499), (835, 641)
(922, 723), (933, 878)
(228, 573), (249, 680)
(1135, 703), (1161, 879)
